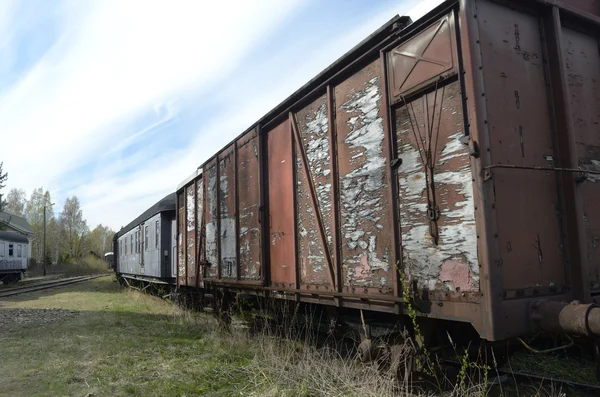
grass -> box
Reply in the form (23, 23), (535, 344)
(0, 276), (253, 397)
(0, 276), (591, 397)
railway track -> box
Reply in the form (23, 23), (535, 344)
(0, 275), (106, 298)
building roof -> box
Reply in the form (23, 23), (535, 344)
(0, 211), (34, 236)
(0, 230), (30, 244)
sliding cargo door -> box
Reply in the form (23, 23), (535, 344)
(386, 12), (479, 294)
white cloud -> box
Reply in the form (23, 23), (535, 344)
(0, 0), (305, 213)
(1, 0), (447, 231)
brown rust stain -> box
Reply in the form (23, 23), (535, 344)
(267, 120), (296, 286)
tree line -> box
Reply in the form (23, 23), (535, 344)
(0, 162), (114, 265)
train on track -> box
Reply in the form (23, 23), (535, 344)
(0, 230), (29, 285)
(113, 0), (600, 375)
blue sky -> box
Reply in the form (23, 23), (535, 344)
(0, 0), (442, 230)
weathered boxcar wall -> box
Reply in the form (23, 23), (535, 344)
(479, 1), (566, 292)
(387, 12), (478, 294)
(457, 0), (600, 339)
(267, 121), (296, 287)
(334, 59), (396, 294)
(294, 94), (334, 288)
(178, 127), (263, 288)
(561, 27), (600, 291)
(237, 130), (262, 280)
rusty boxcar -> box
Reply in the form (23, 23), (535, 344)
(176, 0), (600, 344)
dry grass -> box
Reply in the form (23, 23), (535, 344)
(0, 276), (583, 397)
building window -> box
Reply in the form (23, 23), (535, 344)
(8, 244), (14, 257)
(156, 220), (160, 248)
(0, 242), (4, 257)
(145, 226), (149, 251)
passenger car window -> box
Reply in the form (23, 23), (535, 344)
(0, 242), (4, 257)
(145, 226), (149, 251)
(9, 243), (14, 257)
(17, 245), (22, 258)
(155, 220), (159, 248)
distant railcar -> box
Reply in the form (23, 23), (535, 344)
(113, 194), (177, 285)
(104, 252), (114, 269)
(0, 230), (29, 284)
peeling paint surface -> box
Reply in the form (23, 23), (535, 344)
(396, 81), (478, 292)
(205, 164), (219, 277)
(178, 206), (185, 277)
(562, 27), (600, 281)
(335, 60), (394, 290)
(296, 95), (333, 286)
(186, 185), (196, 277)
(219, 148), (237, 279)
(238, 132), (262, 279)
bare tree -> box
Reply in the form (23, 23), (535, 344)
(58, 196), (88, 260)
(89, 224), (115, 256)
(25, 188), (55, 262)
(0, 162), (7, 212)
(5, 188), (27, 216)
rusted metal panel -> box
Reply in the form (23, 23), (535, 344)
(186, 184), (196, 285)
(267, 120), (296, 286)
(219, 145), (237, 279)
(395, 80), (478, 292)
(562, 27), (600, 287)
(237, 130), (262, 280)
(335, 59), (395, 292)
(177, 192), (185, 284)
(294, 95), (335, 287)
(387, 13), (457, 102)
(204, 161), (219, 278)
(477, 0), (565, 291)
(196, 177), (204, 285)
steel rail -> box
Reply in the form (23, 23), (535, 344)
(0, 274), (105, 298)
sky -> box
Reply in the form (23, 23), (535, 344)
(0, 0), (443, 231)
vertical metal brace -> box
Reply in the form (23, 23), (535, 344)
(234, 142), (240, 281)
(176, 193), (180, 288)
(290, 116), (301, 298)
(193, 178), (198, 285)
(380, 50), (402, 312)
(216, 157), (222, 281)
(545, 6), (589, 302)
(327, 85), (343, 303)
(257, 124), (268, 284)
(290, 111), (337, 290)
(183, 190), (188, 284)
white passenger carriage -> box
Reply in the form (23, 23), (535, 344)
(0, 230), (29, 284)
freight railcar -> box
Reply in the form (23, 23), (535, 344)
(0, 230), (29, 284)
(170, 0), (600, 364)
(113, 194), (177, 286)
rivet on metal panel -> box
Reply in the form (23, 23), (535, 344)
(483, 169), (492, 181)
